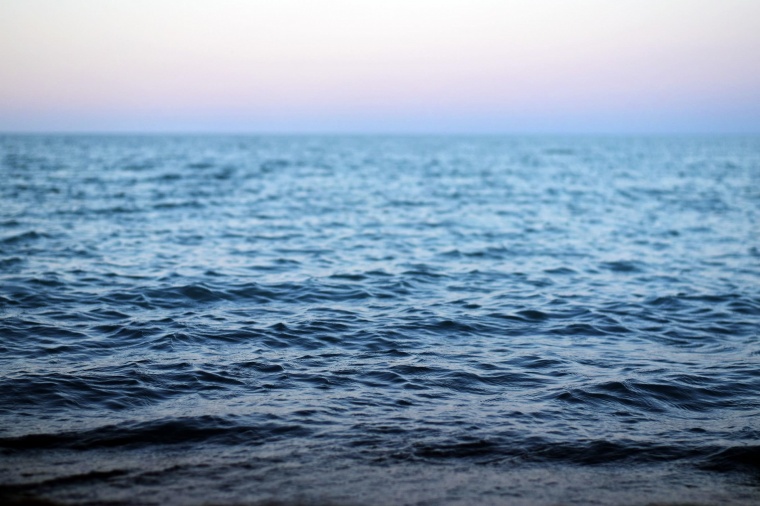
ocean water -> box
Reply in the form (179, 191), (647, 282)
(0, 135), (759, 505)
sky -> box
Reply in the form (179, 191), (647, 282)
(1, 0), (759, 134)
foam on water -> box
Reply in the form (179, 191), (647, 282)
(1, 135), (759, 505)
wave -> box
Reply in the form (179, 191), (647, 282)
(2, 418), (758, 476)
(0, 417), (310, 451)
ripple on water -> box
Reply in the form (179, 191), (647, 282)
(1, 135), (759, 504)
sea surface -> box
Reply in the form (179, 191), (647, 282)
(1, 135), (759, 505)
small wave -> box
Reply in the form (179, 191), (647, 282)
(544, 267), (578, 275)
(0, 417), (310, 451)
(553, 376), (758, 414)
(403, 437), (759, 471)
(701, 445), (760, 473)
(0, 256), (23, 268)
(0, 230), (50, 245)
(600, 260), (645, 273)
(0, 469), (129, 494)
(152, 200), (204, 210)
(187, 161), (214, 169)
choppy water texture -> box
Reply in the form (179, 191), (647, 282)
(1, 135), (759, 505)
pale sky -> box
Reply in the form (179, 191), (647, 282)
(1, 0), (759, 133)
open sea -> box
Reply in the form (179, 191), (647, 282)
(1, 135), (759, 505)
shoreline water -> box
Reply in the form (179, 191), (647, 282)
(2, 440), (760, 505)
(3, 462), (760, 506)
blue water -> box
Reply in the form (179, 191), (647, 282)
(1, 135), (759, 505)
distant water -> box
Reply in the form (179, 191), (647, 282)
(1, 135), (759, 505)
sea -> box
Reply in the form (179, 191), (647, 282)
(1, 135), (759, 505)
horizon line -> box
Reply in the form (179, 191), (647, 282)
(2, 130), (759, 137)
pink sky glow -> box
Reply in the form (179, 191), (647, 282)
(1, 0), (759, 133)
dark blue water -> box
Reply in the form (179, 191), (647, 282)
(1, 135), (759, 505)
